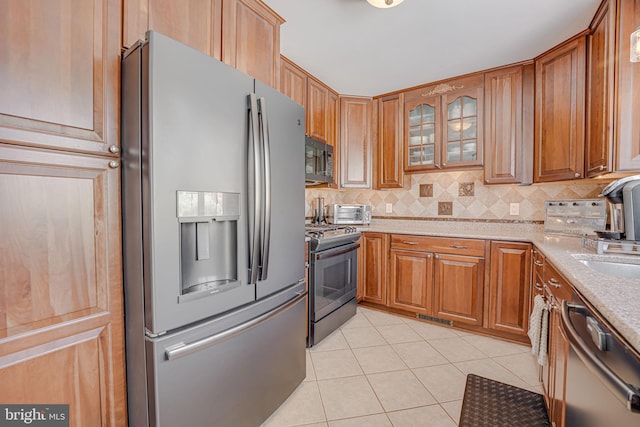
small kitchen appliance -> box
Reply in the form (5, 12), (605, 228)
(600, 174), (640, 241)
(326, 204), (372, 225)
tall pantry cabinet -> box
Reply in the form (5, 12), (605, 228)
(0, 0), (127, 426)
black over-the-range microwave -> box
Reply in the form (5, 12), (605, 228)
(305, 136), (334, 186)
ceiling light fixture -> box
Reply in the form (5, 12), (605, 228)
(631, 26), (640, 62)
(366, 0), (405, 9)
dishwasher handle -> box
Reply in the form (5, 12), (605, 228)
(560, 301), (640, 413)
(165, 291), (307, 361)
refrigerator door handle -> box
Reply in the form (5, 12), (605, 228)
(164, 291), (307, 361)
(258, 97), (271, 281)
(248, 94), (262, 285)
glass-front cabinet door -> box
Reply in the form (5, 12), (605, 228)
(441, 87), (483, 168)
(405, 97), (440, 171)
(403, 76), (484, 173)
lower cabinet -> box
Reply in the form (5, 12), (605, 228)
(388, 249), (433, 315)
(433, 253), (485, 326)
(487, 241), (532, 336)
(358, 233), (535, 340)
(359, 232), (389, 305)
(385, 234), (486, 326)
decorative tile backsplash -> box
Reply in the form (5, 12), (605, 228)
(305, 170), (609, 222)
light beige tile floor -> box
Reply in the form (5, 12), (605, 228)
(262, 306), (541, 427)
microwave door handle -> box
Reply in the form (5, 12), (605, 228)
(248, 94), (261, 285)
(258, 97), (271, 281)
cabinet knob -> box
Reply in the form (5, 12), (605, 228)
(599, 165), (607, 171)
(108, 160), (120, 169)
(108, 145), (120, 154)
(574, 172), (581, 178)
(435, 163), (440, 168)
(427, 253), (432, 258)
(434, 254), (440, 259)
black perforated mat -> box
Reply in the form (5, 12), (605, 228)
(459, 374), (550, 427)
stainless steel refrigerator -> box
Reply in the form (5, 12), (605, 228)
(121, 31), (306, 427)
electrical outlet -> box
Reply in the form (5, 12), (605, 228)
(385, 203), (393, 214)
(509, 203), (520, 216)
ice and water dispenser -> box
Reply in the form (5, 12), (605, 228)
(177, 191), (240, 302)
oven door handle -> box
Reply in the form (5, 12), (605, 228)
(315, 243), (360, 260)
(560, 301), (640, 413)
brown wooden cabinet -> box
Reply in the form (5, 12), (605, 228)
(614, 0), (640, 171)
(483, 64), (534, 184)
(123, 0), (223, 59)
(280, 55), (308, 108)
(123, 0), (282, 88)
(586, 0), (617, 177)
(221, 0), (283, 88)
(359, 232), (389, 305)
(308, 77), (331, 143)
(433, 253), (485, 326)
(534, 35), (587, 182)
(374, 94), (404, 188)
(387, 235), (485, 324)
(0, 144), (127, 425)
(404, 75), (484, 172)
(0, 0), (122, 157)
(388, 249), (433, 315)
(340, 96), (372, 188)
(543, 262), (572, 427)
(487, 241), (532, 337)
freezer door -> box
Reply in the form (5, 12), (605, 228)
(147, 288), (307, 427)
(254, 80), (306, 299)
(127, 32), (258, 334)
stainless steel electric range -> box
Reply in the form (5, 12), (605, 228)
(306, 224), (360, 347)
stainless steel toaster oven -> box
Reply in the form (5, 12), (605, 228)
(326, 204), (372, 225)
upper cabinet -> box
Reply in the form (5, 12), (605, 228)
(0, 0), (122, 156)
(123, 0), (223, 59)
(340, 96), (372, 188)
(222, 0), (283, 88)
(534, 35), (587, 182)
(586, 0), (617, 177)
(404, 75), (484, 172)
(483, 64), (535, 185)
(280, 56), (307, 108)
(374, 93), (404, 189)
(615, 0), (640, 171)
(124, 0), (282, 88)
(308, 77), (330, 143)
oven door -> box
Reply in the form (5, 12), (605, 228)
(310, 242), (359, 321)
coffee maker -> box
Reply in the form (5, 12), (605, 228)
(599, 174), (640, 241)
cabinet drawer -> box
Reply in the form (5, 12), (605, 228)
(390, 234), (485, 257)
(544, 262), (572, 302)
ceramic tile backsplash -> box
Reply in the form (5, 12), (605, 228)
(305, 170), (608, 221)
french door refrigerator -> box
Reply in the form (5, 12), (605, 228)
(121, 31), (306, 427)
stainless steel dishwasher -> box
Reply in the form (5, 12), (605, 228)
(560, 292), (640, 426)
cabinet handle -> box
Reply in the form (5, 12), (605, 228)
(402, 241), (418, 245)
(574, 172), (581, 178)
(449, 245), (467, 249)
(108, 160), (120, 169)
(435, 163), (440, 168)
(548, 277), (561, 288)
(534, 260), (544, 267)
(108, 145), (120, 154)
(599, 165), (607, 171)
(534, 282), (544, 291)
(442, 162), (447, 166)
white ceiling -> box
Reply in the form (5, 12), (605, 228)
(263, 0), (602, 96)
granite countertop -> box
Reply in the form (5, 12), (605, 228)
(358, 219), (640, 352)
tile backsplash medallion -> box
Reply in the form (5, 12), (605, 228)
(305, 170), (608, 222)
